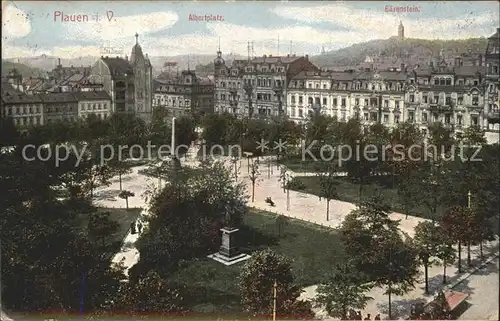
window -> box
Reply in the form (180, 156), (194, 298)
(471, 115), (478, 125)
(410, 94), (415, 103)
(364, 99), (368, 106)
(341, 111), (346, 121)
(355, 98), (359, 105)
(323, 84), (327, 89)
(383, 114), (389, 123)
(434, 79), (439, 85)
(446, 78), (451, 86)
(333, 98), (338, 106)
(432, 113), (438, 122)
(445, 114), (451, 124)
(384, 100), (389, 108)
(315, 84), (319, 89)
(299, 96), (303, 104)
(457, 114), (463, 124)
(409, 111), (414, 123)
(341, 98), (346, 107)
(291, 96), (296, 104)
(423, 95), (428, 103)
(472, 95), (479, 106)
(395, 114), (400, 123)
(315, 97), (320, 105)
(298, 109), (303, 117)
(308, 97), (313, 104)
(322, 98), (327, 105)
(458, 96), (463, 105)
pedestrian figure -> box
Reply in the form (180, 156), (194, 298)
(364, 313), (371, 320)
(374, 314), (381, 320)
(130, 222), (137, 234)
(137, 220), (143, 233)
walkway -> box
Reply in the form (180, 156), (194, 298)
(94, 165), (155, 276)
(93, 154), (497, 320)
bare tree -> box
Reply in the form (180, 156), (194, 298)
(230, 156), (241, 181)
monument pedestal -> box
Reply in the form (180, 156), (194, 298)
(208, 228), (251, 266)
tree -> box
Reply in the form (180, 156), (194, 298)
(88, 211), (120, 247)
(413, 221), (442, 294)
(317, 164), (339, 221)
(435, 233), (457, 284)
(110, 160), (133, 191)
(118, 190), (135, 209)
(134, 161), (247, 274)
(315, 263), (373, 320)
(111, 270), (184, 315)
(239, 249), (314, 319)
(441, 205), (474, 273)
(249, 161), (260, 202)
(340, 196), (420, 319)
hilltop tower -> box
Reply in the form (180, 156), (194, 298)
(398, 20), (405, 40)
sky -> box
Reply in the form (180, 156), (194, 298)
(2, 1), (499, 59)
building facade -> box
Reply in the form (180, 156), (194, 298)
(214, 50), (319, 118)
(1, 94), (44, 127)
(89, 34), (153, 121)
(129, 33), (154, 122)
(1, 91), (111, 127)
(74, 91), (112, 119)
(484, 28), (500, 136)
(153, 70), (214, 118)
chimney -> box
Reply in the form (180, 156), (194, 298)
(400, 63), (405, 71)
(305, 54), (309, 60)
(58, 58), (61, 66)
(287, 54), (290, 57)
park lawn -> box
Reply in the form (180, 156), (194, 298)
(290, 176), (446, 220)
(72, 207), (142, 260)
(166, 209), (346, 315)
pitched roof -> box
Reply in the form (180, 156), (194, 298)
(101, 57), (134, 75)
(72, 91), (111, 101)
(2, 93), (42, 104)
(454, 65), (486, 76)
(39, 92), (77, 103)
(250, 55), (302, 64)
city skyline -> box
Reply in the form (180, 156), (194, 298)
(2, 1), (499, 59)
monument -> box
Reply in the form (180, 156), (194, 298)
(208, 205), (251, 266)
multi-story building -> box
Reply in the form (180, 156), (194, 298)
(214, 49), (318, 118)
(1, 93), (44, 127)
(129, 33), (154, 122)
(153, 70), (214, 118)
(484, 28), (500, 137)
(40, 93), (79, 124)
(89, 34), (153, 121)
(1, 91), (111, 127)
(73, 91), (112, 119)
(90, 56), (135, 114)
(405, 61), (485, 136)
(287, 69), (407, 126)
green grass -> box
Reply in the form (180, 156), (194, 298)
(290, 176), (446, 220)
(167, 209), (346, 314)
(278, 156), (345, 173)
(72, 207), (142, 260)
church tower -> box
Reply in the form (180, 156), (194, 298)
(398, 21), (405, 40)
(130, 33), (153, 122)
